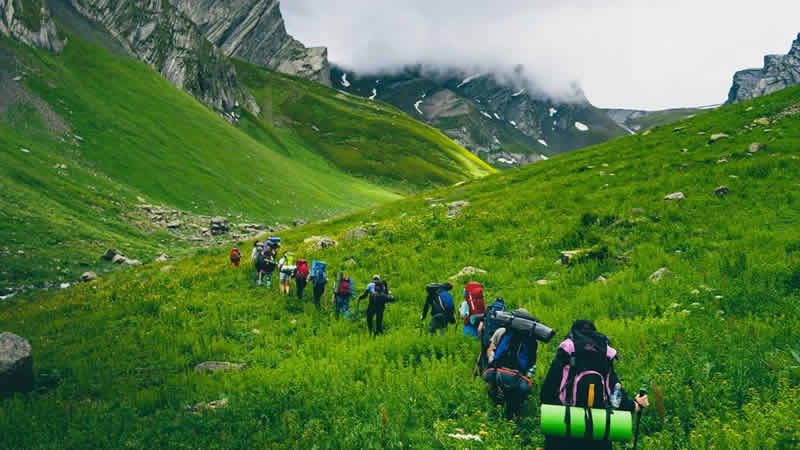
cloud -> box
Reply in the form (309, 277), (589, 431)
(281, 0), (800, 109)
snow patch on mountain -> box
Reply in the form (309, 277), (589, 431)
(369, 89), (377, 100)
(512, 89), (525, 97)
(537, 139), (548, 147)
(540, 154), (549, 160)
(341, 73), (350, 88)
(457, 73), (484, 88)
(414, 100), (423, 114)
(509, 120), (517, 127)
(493, 113), (501, 120)
(575, 121), (589, 131)
(549, 108), (558, 117)
(480, 111), (492, 119)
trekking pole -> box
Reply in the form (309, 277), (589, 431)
(632, 386), (647, 450)
(470, 350), (482, 381)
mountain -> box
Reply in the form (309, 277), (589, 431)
(727, 33), (800, 104)
(0, 6), (490, 292)
(169, 0), (330, 86)
(3, 82), (799, 448)
(603, 106), (713, 133)
(331, 66), (628, 168)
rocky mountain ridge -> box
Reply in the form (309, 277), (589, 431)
(0, 0), (64, 52)
(331, 65), (627, 167)
(169, 0), (330, 85)
(728, 33), (800, 104)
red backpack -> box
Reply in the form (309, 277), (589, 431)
(337, 277), (352, 295)
(464, 282), (486, 325)
(295, 260), (309, 280)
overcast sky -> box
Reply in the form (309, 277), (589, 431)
(281, 1), (800, 110)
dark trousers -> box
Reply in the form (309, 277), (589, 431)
(366, 299), (385, 335)
(296, 279), (307, 300)
(312, 283), (325, 309)
(544, 436), (611, 450)
(484, 368), (532, 420)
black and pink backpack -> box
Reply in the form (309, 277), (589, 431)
(557, 329), (618, 409)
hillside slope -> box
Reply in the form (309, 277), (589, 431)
(2, 83), (799, 447)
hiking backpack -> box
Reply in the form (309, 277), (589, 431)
(295, 259), (309, 280)
(374, 280), (394, 303)
(281, 253), (297, 274)
(493, 331), (537, 373)
(311, 261), (327, 286)
(230, 248), (241, 262)
(557, 330), (617, 409)
(464, 282), (486, 326)
(255, 252), (267, 271)
(435, 289), (455, 317)
(337, 277), (352, 296)
(483, 300), (507, 346)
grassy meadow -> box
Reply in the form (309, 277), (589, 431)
(1, 82), (800, 448)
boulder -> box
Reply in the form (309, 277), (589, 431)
(449, 266), (487, 279)
(273, 224), (290, 232)
(344, 227), (369, 240)
(649, 267), (673, 282)
(80, 272), (98, 282)
(664, 192), (686, 201)
(559, 248), (606, 265)
(155, 254), (169, 262)
(167, 221), (183, 229)
(536, 279), (551, 286)
(596, 276), (609, 284)
(748, 142), (763, 153)
(186, 398), (229, 415)
(111, 254), (127, 264)
(0, 332), (34, 393)
(717, 157), (728, 164)
(194, 361), (246, 374)
(210, 217), (229, 235)
(752, 117), (770, 126)
(293, 219), (306, 227)
(304, 236), (324, 244)
(446, 200), (470, 218)
(343, 258), (358, 267)
(714, 186), (730, 197)
(123, 259), (141, 266)
(311, 237), (338, 250)
(101, 248), (118, 261)
(708, 133), (729, 143)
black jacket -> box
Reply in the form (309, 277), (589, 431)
(421, 283), (455, 323)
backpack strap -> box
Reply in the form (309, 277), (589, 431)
(584, 407), (593, 440)
(564, 406), (572, 438)
(603, 408), (613, 440)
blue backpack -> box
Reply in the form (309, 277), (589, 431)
(493, 332), (533, 372)
(483, 299), (507, 346)
(311, 261), (327, 287)
(437, 290), (455, 315)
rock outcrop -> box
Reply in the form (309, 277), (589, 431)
(68, 0), (257, 114)
(168, 0), (330, 85)
(0, 0), (65, 52)
(728, 33), (800, 104)
(0, 332), (33, 393)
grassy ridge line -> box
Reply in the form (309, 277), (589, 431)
(234, 59), (494, 190)
(1, 83), (799, 447)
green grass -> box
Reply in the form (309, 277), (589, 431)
(2, 81), (800, 447)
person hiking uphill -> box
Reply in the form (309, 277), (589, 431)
(331, 272), (354, 320)
(295, 259), (310, 300)
(483, 308), (541, 420)
(460, 281), (486, 339)
(230, 245), (242, 268)
(278, 251), (296, 296)
(262, 239), (279, 288)
(540, 320), (649, 450)
(421, 282), (456, 335)
(310, 261), (328, 311)
(359, 275), (392, 336)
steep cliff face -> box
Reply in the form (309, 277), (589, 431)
(169, 0), (330, 85)
(0, 0), (64, 52)
(67, 0), (257, 114)
(728, 33), (800, 104)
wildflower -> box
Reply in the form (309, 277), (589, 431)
(478, 430), (488, 436)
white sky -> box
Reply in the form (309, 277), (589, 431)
(281, 0), (800, 110)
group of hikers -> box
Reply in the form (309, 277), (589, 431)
(231, 239), (650, 449)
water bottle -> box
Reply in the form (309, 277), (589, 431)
(610, 383), (622, 408)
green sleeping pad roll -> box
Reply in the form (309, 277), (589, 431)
(540, 404), (633, 441)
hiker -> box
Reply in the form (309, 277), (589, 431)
(482, 308), (541, 420)
(255, 249), (269, 286)
(251, 241), (261, 264)
(540, 320), (649, 450)
(310, 261), (328, 311)
(230, 245), (242, 268)
(359, 275), (392, 335)
(262, 240), (278, 288)
(278, 251), (297, 296)
(477, 297), (507, 371)
(460, 281), (486, 339)
(295, 259), (310, 300)
(421, 282), (456, 335)
(331, 272), (354, 319)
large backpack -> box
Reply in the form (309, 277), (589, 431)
(311, 261), (327, 287)
(281, 253), (297, 274)
(295, 259), (309, 280)
(230, 248), (241, 262)
(483, 300), (507, 346)
(374, 280), (394, 303)
(493, 331), (536, 373)
(464, 282), (486, 326)
(337, 277), (352, 296)
(557, 330), (617, 409)
(255, 252), (267, 271)
(434, 289), (455, 317)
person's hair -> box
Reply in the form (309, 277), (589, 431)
(254, 240), (260, 247)
(571, 319), (597, 333)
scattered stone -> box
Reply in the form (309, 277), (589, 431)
(194, 361), (246, 374)
(311, 237), (338, 250)
(12, 76), (22, 82)
(447, 433), (482, 442)
(729, 175), (739, 179)
(17, 250), (24, 255)
(161, 265), (173, 273)
(20, 148), (30, 154)
(311, 125), (320, 132)
(717, 158), (728, 164)
(80, 272), (98, 282)
(186, 398), (229, 415)
(664, 192), (686, 201)
(59, 283), (71, 289)
(669, 303), (681, 309)
(596, 276), (609, 284)
(690, 302), (702, 307)
(708, 133), (729, 143)
(167, 221), (183, 229)
(681, 148), (689, 153)
(343, 258), (357, 267)
(450, 266), (488, 279)
(649, 267), (673, 282)
(642, 130), (652, 136)
(101, 249), (118, 261)
(446, 200), (470, 218)
(536, 279), (551, 286)
(123, 259), (141, 266)
(73, 135), (83, 142)
(752, 117), (770, 126)
(714, 186), (729, 197)
(424, 198), (444, 203)
(691, 289), (700, 295)
(454, 181), (466, 187)
(748, 142), (763, 153)
(111, 254), (126, 264)
(745, 106), (754, 112)
(0, 332), (33, 393)
(344, 227), (369, 240)
(715, 295), (724, 300)
(155, 254), (169, 262)
(210, 217), (229, 235)
(673, 126), (687, 132)
(293, 219), (306, 227)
